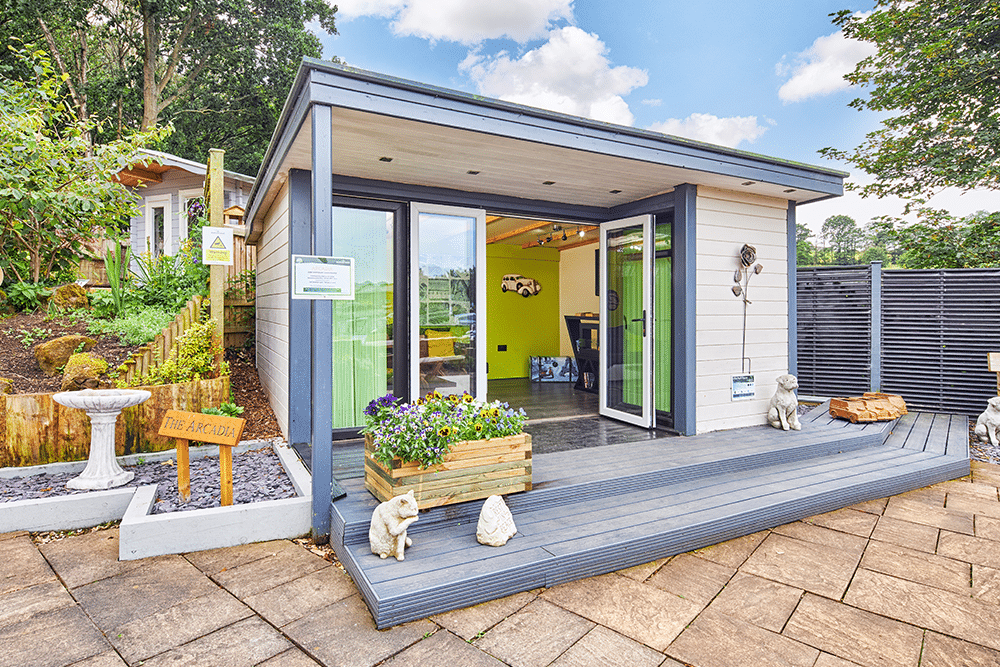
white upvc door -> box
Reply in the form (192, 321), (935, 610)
(599, 215), (654, 427)
(144, 194), (172, 256)
(409, 202), (487, 400)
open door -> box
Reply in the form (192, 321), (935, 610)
(409, 203), (487, 400)
(600, 215), (654, 427)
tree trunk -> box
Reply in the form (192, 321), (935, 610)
(140, 0), (160, 131)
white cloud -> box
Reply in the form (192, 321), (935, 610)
(641, 99), (662, 107)
(648, 113), (767, 148)
(336, 0), (573, 44)
(460, 27), (648, 126)
(777, 26), (876, 103)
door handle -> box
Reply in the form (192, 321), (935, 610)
(630, 311), (647, 336)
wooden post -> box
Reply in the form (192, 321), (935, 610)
(989, 353), (1000, 395)
(219, 445), (233, 506)
(176, 438), (191, 502)
(208, 149), (225, 349)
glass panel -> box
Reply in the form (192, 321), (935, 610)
(605, 223), (644, 417)
(418, 212), (476, 397)
(654, 219), (672, 422)
(152, 206), (164, 256)
(330, 207), (394, 429)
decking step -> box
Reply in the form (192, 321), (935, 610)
(331, 411), (968, 629)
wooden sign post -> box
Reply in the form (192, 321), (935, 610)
(158, 409), (246, 506)
(990, 353), (1000, 395)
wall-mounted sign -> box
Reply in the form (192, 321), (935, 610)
(202, 227), (234, 265)
(731, 374), (755, 401)
(292, 255), (355, 300)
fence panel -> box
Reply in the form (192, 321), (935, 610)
(880, 268), (1000, 415)
(796, 266), (872, 397)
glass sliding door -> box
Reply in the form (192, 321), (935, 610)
(410, 203), (486, 399)
(600, 215), (653, 427)
(653, 216), (672, 428)
(330, 206), (395, 429)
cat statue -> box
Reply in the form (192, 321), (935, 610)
(369, 490), (419, 561)
(767, 374), (801, 431)
(975, 396), (1000, 447)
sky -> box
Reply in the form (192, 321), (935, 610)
(315, 0), (996, 236)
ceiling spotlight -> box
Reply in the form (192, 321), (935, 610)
(543, 180), (556, 185)
(609, 189), (623, 194)
(741, 180), (755, 186)
(537, 239), (543, 246)
(467, 170), (480, 175)
(378, 156), (393, 162)
(546, 235), (553, 243)
(562, 230), (568, 241)
(578, 227), (585, 237)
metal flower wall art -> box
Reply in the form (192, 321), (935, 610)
(733, 244), (763, 373)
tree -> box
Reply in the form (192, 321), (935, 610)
(821, 215), (862, 265)
(894, 209), (1000, 268)
(821, 1), (1000, 204)
(0, 45), (168, 283)
(796, 223), (816, 266)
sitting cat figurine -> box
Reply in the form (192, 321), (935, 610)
(975, 396), (1000, 447)
(369, 490), (419, 561)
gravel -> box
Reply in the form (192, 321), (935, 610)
(0, 439), (297, 513)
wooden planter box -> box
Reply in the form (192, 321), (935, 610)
(364, 433), (532, 509)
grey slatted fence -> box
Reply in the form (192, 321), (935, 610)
(796, 266), (872, 397)
(880, 268), (1000, 415)
(797, 265), (1000, 415)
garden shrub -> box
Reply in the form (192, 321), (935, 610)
(130, 318), (228, 387)
(84, 306), (174, 346)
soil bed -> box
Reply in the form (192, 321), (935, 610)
(0, 441), (295, 513)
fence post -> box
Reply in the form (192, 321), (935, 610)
(870, 261), (882, 392)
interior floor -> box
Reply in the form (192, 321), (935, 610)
(487, 377), (597, 421)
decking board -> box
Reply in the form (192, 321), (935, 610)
(331, 409), (969, 628)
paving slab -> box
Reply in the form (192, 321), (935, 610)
(0, 531), (28, 542)
(741, 533), (862, 599)
(814, 653), (863, 667)
(859, 540), (971, 594)
(936, 530), (1000, 569)
(920, 631), (1000, 667)
(138, 615), (290, 667)
(882, 497), (974, 535)
(282, 594), (433, 667)
(0, 605), (111, 667)
(243, 565), (357, 627)
(846, 497), (887, 516)
(946, 494), (1000, 521)
(616, 557), (669, 582)
(474, 599), (594, 667)
(782, 593), (922, 667)
(845, 568), (1000, 652)
(706, 572), (803, 632)
(690, 531), (768, 569)
(976, 515), (1000, 542)
(971, 461), (1000, 487)
(209, 542), (330, 599)
(771, 521), (868, 555)
(72, 555), (221, 629)
(0, 581), (75, 628)
(256, 649), (322, 667)
(40, 529), (147, 589)
(386, 629), (504, 667)
(803, 508), (878, 538)
(67, 651), (128, 667)
(550, 626), (665, 667)
(666, 608), (818, 667)
(184, 539), (299, 575)
(540, 573), (702, 651)
(869, 516), (939, 553)
(936, 479), (999, 502)
(431, 590), (537, 641)
(972, 564), (1000, 605)
(0, 535), (56, 596)
(107, 588), (252, 664)
(646, 553), (734, 605)
(895, 486), (946, 506)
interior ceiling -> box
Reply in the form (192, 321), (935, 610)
(486, 215), (599, 251)
(270, 106), (833, 220)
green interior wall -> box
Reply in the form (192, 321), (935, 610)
(486, 244), (561, 379)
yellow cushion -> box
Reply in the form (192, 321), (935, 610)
(424, 330), (454, 358)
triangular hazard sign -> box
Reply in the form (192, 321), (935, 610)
(209, 236), (228, 250)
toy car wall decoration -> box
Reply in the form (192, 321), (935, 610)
(501, 274), (541, 297)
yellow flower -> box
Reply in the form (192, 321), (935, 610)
(490, 407), (500, 418)
(474, 422), (483, 432)
(462, 393), (474, 403)
(438, 426), (452, 437)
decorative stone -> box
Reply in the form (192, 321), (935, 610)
(767, 374), (801, 431)
(60, 352), (109, 391)
(49, 283), (89, 311)
(34, 335), (96, 375)
(975, 396), (1000, 447)
(51, 389), (151, 489)
(369, 490), (419, 561)
(0, 377), (12, 394)
(477, 495), (517, 546)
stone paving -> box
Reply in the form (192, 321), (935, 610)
(3, 461), (1000, 667)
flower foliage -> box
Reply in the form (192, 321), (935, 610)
(362, 391), (528, 469)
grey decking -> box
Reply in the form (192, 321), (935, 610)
(330, 405), (970, 628)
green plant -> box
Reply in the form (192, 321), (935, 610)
(5, 282), (51, 312)
(362, 391), (527, 469)
(19, 326), (51, 347)
(225, 268), (256, 302)
(104, 242), (132, 317)
(202, 402), (245, 418)
(131, 248), (208, 312)
(132, 318), (228, 386)
(85, 307), (174, 346)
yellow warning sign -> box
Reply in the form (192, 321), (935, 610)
(202, 227), (234, 266)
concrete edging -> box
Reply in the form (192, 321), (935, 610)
(0, 439), (314, 559)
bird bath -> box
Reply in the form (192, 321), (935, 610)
(52, 389), (152, 490)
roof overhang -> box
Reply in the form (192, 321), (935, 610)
(246, 59), (847, 244)
(116, 149), (257, 189)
